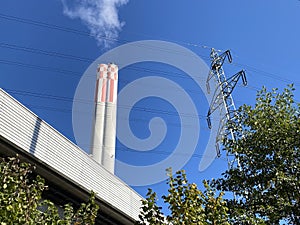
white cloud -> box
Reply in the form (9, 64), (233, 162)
(62, 0), (129, 47)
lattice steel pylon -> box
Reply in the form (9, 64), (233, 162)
(206, 48), (247, 172)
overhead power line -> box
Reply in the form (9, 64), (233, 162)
(1, 12), (299, 86)
(0, 12), (298, 84)
(6, 89), (207, 120)
(0, 13), (210, 58)
(234, 63), (300, 87)
(1, 12), (299, 100)
(0, 56), (209, 81)
(0, 13), (116, 41)
(0, 40), (298, 87)
(0, 42), (92, 62)
(0, 59), (82, 77)
(24, 103), (211, 130)
(0, 12), (224, 53)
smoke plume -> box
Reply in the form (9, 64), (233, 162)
(62, 0), (128, 47)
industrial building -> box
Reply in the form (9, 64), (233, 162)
(0, 63), (143, 224)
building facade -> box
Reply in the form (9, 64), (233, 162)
(0, 88), (142, 224)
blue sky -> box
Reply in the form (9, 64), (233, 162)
(1, 0), (300, 204)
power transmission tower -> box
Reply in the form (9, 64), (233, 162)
(206, 48), (247, 171)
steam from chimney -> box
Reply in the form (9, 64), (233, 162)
(61, 0), (129, 47)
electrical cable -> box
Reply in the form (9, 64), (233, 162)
(0, 13), (210, 58)
(0, 40), (298, 88)
(0, 59), (82, 77)
(0, 56), (209, 81)
(25, 103), (211, 131)
(1, 13), (299, 87)
(0, 42), (92, 62)
(8, 88), (208, 119)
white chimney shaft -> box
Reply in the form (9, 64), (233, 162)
(91, 63), (118, 174)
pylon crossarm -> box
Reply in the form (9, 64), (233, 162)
(210, 49), (232, 69)
(221, 70), (247, 97)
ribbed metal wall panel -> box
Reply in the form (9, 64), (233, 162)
(0, 89), (142, 221)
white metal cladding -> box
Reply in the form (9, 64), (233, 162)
(0, 89), (142, 221)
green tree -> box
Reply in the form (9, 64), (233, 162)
(214, 85), (300, 224)
(0, 155), (99, 225)
(136, 169), (230, 225)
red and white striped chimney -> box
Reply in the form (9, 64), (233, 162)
(91, 63), (118, 173)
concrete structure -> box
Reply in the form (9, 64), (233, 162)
(0, 88), (142, 224)
(91, 63), (118, 173)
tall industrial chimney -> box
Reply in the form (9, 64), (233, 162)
(91, 63), (118, 173)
